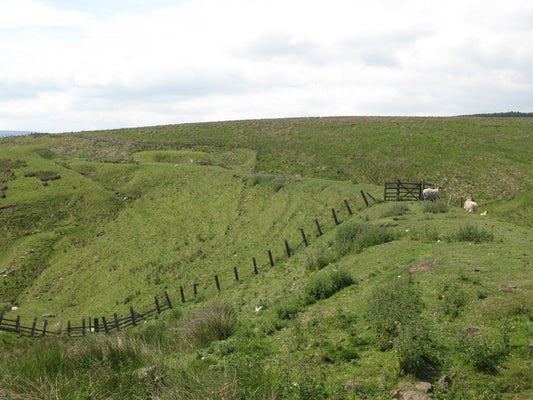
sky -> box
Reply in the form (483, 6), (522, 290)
(1, 0), (532, 133)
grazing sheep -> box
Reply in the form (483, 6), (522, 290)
(463, 198), (478, 213)
(480, 211), (488, 216)
(422, 186), (442, 201)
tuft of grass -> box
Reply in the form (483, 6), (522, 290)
(423, 201), (449, 213)
(447, 224), (495, 243)
(180, 301), (238, 349)
(380, 202), (410, 218)
(304, 269), (354, 304)
(334, 221), (397, 255)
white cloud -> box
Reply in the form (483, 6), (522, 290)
(0, 0), (532, 132)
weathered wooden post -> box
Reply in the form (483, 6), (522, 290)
(180, 286), (186, 302)
(0, 309), (4, 327)
(315, 218), (323, 237)
(164, 291), (173, 309)
(253, 257), (258, 274)
(114, 313), (120, 331)
(344, 199), (353, 215)
(42, 319), (48, 337)
(130, 307), (136, 327)
(284, 240), (291, 257)
(94, 317), (100, 332)
(215, 275), (221, 291)
(331, 208), (341, 225)
(193, 283), (199, 297)
(67, 321), (71, 337)
(155, 296), (161, 314)
(31, 317), (37, 337)
(360, 190), (369, 207)
(268, 250), (274, 267)
(102, 316), (109, 333)
(300, 228), (309, 246)
(57, 320), (63, 336)
(82, 318), (86, 336)
(15, 315), (20, 334)
(234, 266), (240, 280)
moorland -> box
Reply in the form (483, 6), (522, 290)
(0, 116), (532, 399)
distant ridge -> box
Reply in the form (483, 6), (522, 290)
(459, 111), (533, 117)
(0, 130), (40, 137)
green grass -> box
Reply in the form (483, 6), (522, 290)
(0, 116), (532, 399)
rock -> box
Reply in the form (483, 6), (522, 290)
(42, 313), (55, 318)
(415, 382), (432, 393)
(438, 375), (453, 391)
(392, 388), (432, 400)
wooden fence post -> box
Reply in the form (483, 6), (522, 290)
(165, 291), (173, 309)
(0, 309), (4, 327)
(15, 316), (20, 334)
(284, 240), (291, 257)
(215, 275), (221, 291)
(315, 219), (323, 237)
(57, 320), (63, 336)
(180, 286), (186, 302)
(31, 317), (37, 337)
(42, 320), (48, 337)
(268, 250), (274, 267)
(331, 208), (341, 225)
(114, 313), (120, 331)
(252, 258), (258, 274)
(130, 307), (136, 327)
(234, 266), (240, 280)
(102, 316), (109, 333)
(360, 190), (369, 207)
(94, 317), (100, 332)
(67, 321), (71, 337)
(155, 296), (161, 314)
(82, 318), (86, 336)
(300, 228), (309, 246)
(344, 199), (353, 215)
(193, 283), (198, 297)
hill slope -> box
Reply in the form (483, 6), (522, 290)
(0, 116), (532, 399)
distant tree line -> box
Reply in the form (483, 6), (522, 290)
(460, 111), (533, 117)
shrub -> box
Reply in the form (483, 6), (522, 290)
(367, 277), (422, 350)
(180, 301), (238, 349)
(448, 224), (494, 243)
(459, 334), (506, 373)
(394, 322), (441, 379)
(305, 270), (354, 303)
(305, 247), (336, 271)
(334, 222), (396, 255)
(423, 201), (449, 213)
(409, 224), (440, 242)
(381, 202), (410, 218)
(274, 297), (305, 320)
(441, 284), (467, 318)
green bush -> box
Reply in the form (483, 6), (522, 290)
(423, 201), (449, 213)
(367, 277), (422, 350)
(305, 270), (354, 303)
(334, 222), (396, 255)
(381, 202), (410, 218)
(305, 247), (336, 271)
(409, 224), (440, 242)
(448, 224), (494, 243)
(459, 334), (507, 373)
(394, 322), (441, 379)
(180, 301), (238, 349)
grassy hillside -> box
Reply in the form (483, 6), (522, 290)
(0, 116), (532, 399)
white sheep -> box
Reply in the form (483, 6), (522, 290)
(422, 186), (442, 201)
(463, 198), (478, 213)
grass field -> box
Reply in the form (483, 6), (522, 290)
(0, 116), (531, 399)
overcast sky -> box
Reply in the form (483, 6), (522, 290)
(1, 0), (532, 133)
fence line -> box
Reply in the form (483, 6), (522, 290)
(0, 292), (172, 338)
(1, 192), (377, 338)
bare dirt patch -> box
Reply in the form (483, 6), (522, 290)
(410, 263), (438, 274)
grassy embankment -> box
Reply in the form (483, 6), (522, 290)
(0, 116), (531, 399)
